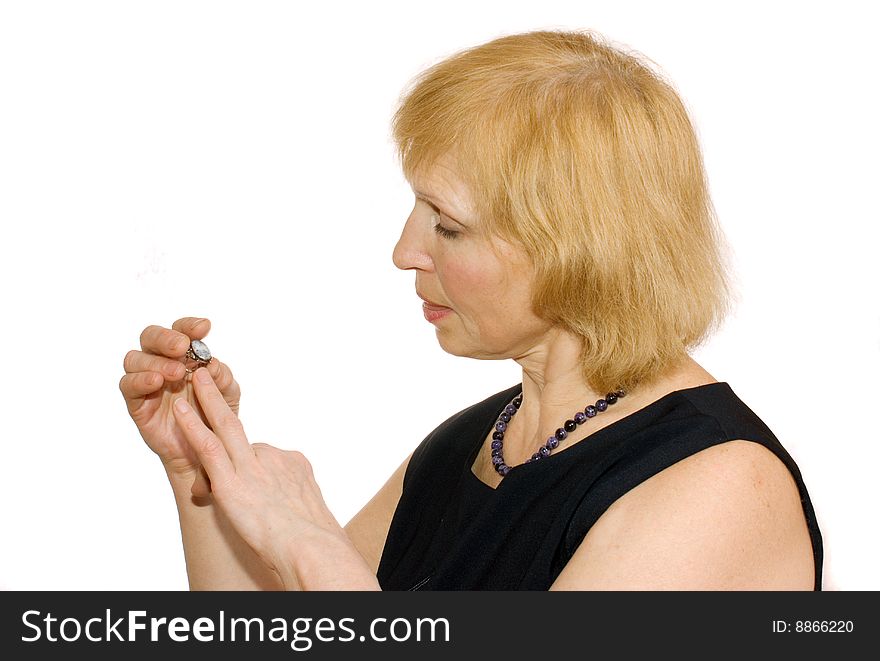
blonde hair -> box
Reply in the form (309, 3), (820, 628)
(393, 30), (735, 394)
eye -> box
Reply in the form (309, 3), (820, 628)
(432, 222), (460, 240)
(428, 210), (460, 240)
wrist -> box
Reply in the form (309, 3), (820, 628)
(162, 464), (204, 501)
(161, 455), (199, 481)
(277, 528), (380, 591)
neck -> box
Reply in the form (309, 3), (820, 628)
(507, 328), (682, 465)
(489, 328), (711, 471)
(510, 329), (603, 452)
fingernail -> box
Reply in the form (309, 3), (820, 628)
(195, 368), (211, 384)
(174, 398), (190, 413)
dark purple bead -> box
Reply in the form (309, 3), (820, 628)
(491, 388), (630, 481)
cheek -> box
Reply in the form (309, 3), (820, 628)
(439, 258), (501, 308)
(441, 263), (524, 338)
(445, 264), (476, 294)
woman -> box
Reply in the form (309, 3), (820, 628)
(119, 30), (823, 590)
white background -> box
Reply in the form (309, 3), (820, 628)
(1, 1), (877, 591)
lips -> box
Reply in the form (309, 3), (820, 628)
(417, 292), (451, 310)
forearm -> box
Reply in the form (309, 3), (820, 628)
(275, 529), (381, 591)
(167, 470), (284, 591)
(172, 470), (378, 590)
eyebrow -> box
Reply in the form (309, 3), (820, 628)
(413, 189), (441, 204)
(413, 190), (468, 227)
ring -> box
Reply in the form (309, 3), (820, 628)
(184, 339), (213, 373)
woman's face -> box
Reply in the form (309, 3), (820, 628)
(392, 159), (553, 360)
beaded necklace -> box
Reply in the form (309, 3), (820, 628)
(490, 389), (626, 476)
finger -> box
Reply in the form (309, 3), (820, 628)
(172, 397), (236, 488)
(205, 358), (241, 403)
(190, 368), (254, 466)
(123, 349), (186, 380)
(172, 317), (211, 341)
(119, 371), (165, 401)
(139, 325), (193, 358)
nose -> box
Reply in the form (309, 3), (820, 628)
(392, 207), (434, 272)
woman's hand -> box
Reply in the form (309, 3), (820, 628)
(119, 317), (241, 479)
(172, 368), (379, 590)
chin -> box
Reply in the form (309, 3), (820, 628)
(434, 331), (464, 356)
(434, 329), (473, 358)
(434, 331), (503, 361)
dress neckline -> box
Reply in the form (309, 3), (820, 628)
(467, 381), (731, 491)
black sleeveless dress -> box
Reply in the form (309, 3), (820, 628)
(376, 382), (823, 590)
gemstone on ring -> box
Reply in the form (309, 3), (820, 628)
(188, 339), (212, 362)
(184, 339), (213, 373)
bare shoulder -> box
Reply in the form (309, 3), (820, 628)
(551, 440), (815, 590)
